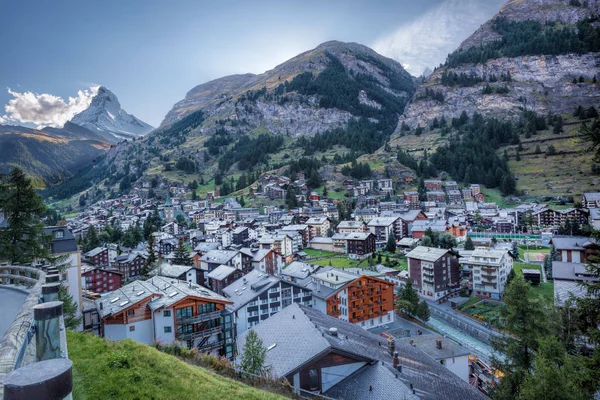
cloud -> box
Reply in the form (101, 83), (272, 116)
(3, 86), (99, 128)
(372, 0), (504, 76)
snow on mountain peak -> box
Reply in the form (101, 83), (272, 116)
(70, 86), (154, 143)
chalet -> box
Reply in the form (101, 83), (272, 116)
(236, 304), (487, 399)
(207, 265), (241, 295)
(97, 277), (235, 358)
(583, 192), (600, 208)
(240, 248), (283, 276)
(553, 261), (600, 306)
(406, 246), (460, 301)
(115, 252), (147, 280)
(550, 236), (599, 263)
(84, 247), (110, 267)
(151, 263), (198, 285)
(82, 267), (123, 294)
(345, 232), (376, 259)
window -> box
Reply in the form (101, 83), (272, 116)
(54, 231), (64, 239)
(128, 309), (135, 316)
(176, 307), (193, 318)
(198, 303), (216, 314)
(164, 326), (172, 333)
(129, 325), (135, 332)
(163, 310), (171, 317)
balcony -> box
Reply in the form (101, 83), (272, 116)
(481, 273), (496, 280)
(330, 309), (341, 316)
(176, 310), (222, 325)
(197, 340), (223, 352)
(176, 326), (222, 341)
(422, 264), (434, 271)
(330, 297), (341, 305)
(423, 278), (434, 285)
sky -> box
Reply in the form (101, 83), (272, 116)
(0, 0), (504, 128)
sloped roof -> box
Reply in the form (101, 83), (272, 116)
(222, 269), (280, 311)
(207, 265), (237, 281)
(405, 246), (449, 262)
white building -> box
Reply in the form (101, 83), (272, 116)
(465, 248), (513, 299)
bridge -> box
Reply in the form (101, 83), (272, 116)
(0, 264), (73, 399)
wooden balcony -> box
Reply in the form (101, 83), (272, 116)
(176, 326), (222, 341)
(176, 310), (222, 325)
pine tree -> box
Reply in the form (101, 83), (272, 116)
(240, 330), (268, 376)
(464, 235), (475, 250)
(84, 225), (100, 253)
(0, 168), (49, 263)
(172, 239), (192, 266)
(396, 280), (420, 317)
(143, 236), (157, 276)
(416, 300), (430, 321)
(386, 234), (397, 253)
(322, 185), (328, 197)
(491, 274), (548, 400)
(59, 285), (82, 330)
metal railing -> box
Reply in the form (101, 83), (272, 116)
(176, 310), (221, 325)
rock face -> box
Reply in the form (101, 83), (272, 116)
(71, 86), (154, 143)
(399, 0), (600, 130)
(160, 41), (416, 136)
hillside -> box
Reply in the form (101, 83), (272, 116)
(67, 331), (286, 400)
(46, 41), (417, 202)
(0, 124), (110, 187)
(399, 0), (600, 129)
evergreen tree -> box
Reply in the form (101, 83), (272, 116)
(0, 168), (49, 263)
(285, 186), (298, 209)
(322, 185), (328, 197)
(84, 225), (100, 252)
(416, 300), (430, 321)
(386, 234), (397, 253)
(143, 236), (157, 276)
(491, 274), (548, 400)
(59, 285), (82, 330)
(464, 235), (475, 250)
(240, 330), (268, 376)
(172, 239), (192, 266)
(438, 233), (457, 249)
(396, 281), (420, 317)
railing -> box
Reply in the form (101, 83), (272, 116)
(329, 297), (341, 305)
(197, 340), (223, 353)
(177, 326), (222, 341)
(176, 310), (221, 325)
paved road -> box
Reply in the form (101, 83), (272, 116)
(0, 287), (28, 339)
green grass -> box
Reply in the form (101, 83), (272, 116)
(462, 301), (506, 329)
(311, 257), (360, 268)
(67, 331), (286, 400)
(303, 248), (339, 258)
(512, 263), (554, 305)
(458, 296), (482, 310)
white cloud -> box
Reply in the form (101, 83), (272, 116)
(3, 86), (99, 128)
(372, 0), (504, 76)
(0, 115), (6, 124)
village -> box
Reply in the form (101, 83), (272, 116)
(33, 171), (598, 397)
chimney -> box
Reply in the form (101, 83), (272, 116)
(387, 337), (395, 356)
(436, 338), (442, 350)
(329, 327), (338, 337)
(393, 351), (400, 369)
(99, 302), (103, 310)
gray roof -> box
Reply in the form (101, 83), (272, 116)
(282, 262), (320, 280)
(310, 237), (333, 244)
(84, 247), (107, 257)
(97, 276), (230, 318)
(200, 249), (238, 265)
(367, 217), (398, 227)
(116, 251), (145, 264)
(222, 269), (280, 311)
(406, 246), (449, 262)
(550, 236), (597, 251)
(554, 279), (589, 307)
(151, 263), (193, 279)
(45, 226), (78, 254)
(337, 221), (365, 229)
(237, 304), (487, 400)
(345, 232), (371, 241)
(193, 242), (220, 253)
(207, 265), (237, 281)
(552, 262), (598, 281)
(398, 336), (470, 360)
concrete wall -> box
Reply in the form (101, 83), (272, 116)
(442, 355), (469, 383)
(154, 308), (175, 344)
(429, 307), (493, 344)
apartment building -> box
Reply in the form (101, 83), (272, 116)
(345, 232), (376, 259)
(406, 246), (460, 300)
(82, 267), (123, 294)
(465, 248), (513, 299)
(222, 269), (312, 333)
(307, 269), (396, 329)
(84, 247), (110, 267)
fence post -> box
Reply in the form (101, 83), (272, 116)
(33, 301), (63, 362)
(2, 358), (72, 400)
(41, 283), (61, 303)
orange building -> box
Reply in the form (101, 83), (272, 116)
(309, 269), (396, 330)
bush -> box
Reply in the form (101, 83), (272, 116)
(107, 351), (131, 369)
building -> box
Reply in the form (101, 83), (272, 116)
(307, 269), (396, 329)
(231, 227), (249, 246)
(399, 336), (470, 382)
(552, 261), (600, 306)
(345, 232), (376, 259)
(336, 220), (367, 234)
(207, 265), (241, 295)
(45, 226), (82, 315)
(424, 180), (442, 191)
(115, 251), (147, 280)
(465, 248), (513, 299)
(97, 276), (235, 358)
(222, 269), (312, 333)
(406, 246), (460, 301)
(236, 303), (487, 399)
(583, 192), (600, 208)
(152, 263), (198, 285)
(306, 217), (332, 239)
(377, 178), (393, 192)
(550, 236), (599, 263)
(404, 191), (420, 209)
(84, 247), (110, 267)
(367, 217), (398, 244)
(82, 267), (123, 294)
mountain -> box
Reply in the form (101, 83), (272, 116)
(389, 0), (600, 200)
(399, 0), (600, 129)
(0, 123), (110, 187)
(71, 86), (154, 143)
(46, 41), (417, 202)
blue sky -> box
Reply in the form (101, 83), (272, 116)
(0, 0), (504, 127)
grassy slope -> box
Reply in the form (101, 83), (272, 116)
(67, 331), (286, 400)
